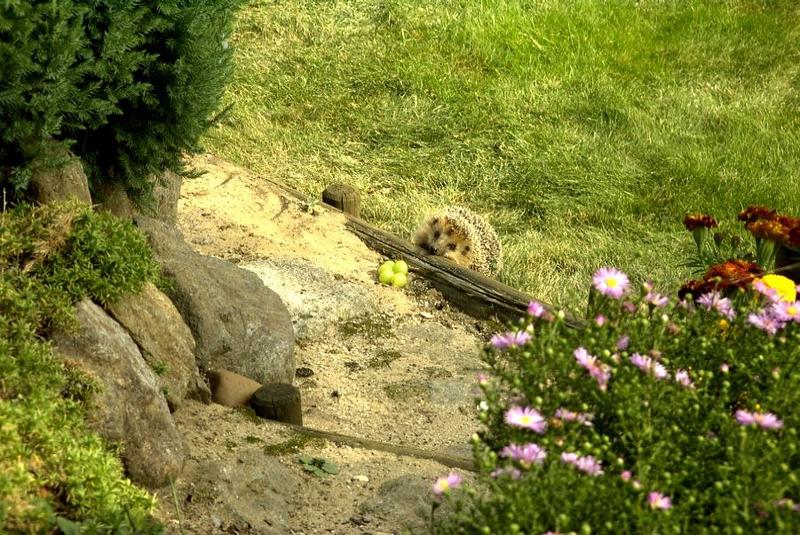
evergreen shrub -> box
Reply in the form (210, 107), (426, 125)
(0, 0), (244, 203)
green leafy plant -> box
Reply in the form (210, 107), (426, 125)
(0, 202), (162, 533)
(434, 266), (800, 534)
(298, 456), (340, 478)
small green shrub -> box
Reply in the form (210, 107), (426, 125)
(435, 268), (800, 534)
(0, 202), (162, 533)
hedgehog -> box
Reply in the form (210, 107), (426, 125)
(412, 206), (503, 276)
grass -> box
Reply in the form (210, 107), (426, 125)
(202, 0), (800, 311)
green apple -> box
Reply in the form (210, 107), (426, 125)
(391, 272), (408, 288)
(379, 260), (396, 273)
(393, 260), (409, 274)
(378, 267), (395, 285)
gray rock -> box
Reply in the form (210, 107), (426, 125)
(105, 282), (211, 411)
(179, 449), (299, 534)
(51, 299), (185, 488)
(242, 258), (378, 342)
(93, 180), (135, 219)
(135, 216), (295, 385)
(359, 474), (443, 533)
(28, 143), (91, 205)
(428, 377), (476, 407)
(151, 169), (182, 224)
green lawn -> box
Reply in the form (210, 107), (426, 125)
(202, 0), (800, 311)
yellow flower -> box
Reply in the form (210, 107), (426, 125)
(718, 319), (729, 331)
(755, 274), (797, 302)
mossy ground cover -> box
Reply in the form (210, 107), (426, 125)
(0, 202), (162, 533)
(203, 0), (800, 311)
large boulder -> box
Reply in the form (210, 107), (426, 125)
(173, 449), (300, 534)
(105, 282), (211, 411)
(51, 299), (186, 488)
(242, 258), (378, 343)
(134, 216), (295, 385)
(28, 143), (92, 205)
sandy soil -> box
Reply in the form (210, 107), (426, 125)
(156, 154), (492, 534)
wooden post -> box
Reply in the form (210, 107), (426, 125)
(250, 383), (303, 425)
(322, 183), (361, 218)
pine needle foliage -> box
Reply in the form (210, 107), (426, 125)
(0, 0), (244, 204)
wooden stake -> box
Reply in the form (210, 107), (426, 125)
(322, 183), (361, 218)
(250, 383), (303, 425)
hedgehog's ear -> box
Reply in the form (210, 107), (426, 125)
(430, 217), (439, 225)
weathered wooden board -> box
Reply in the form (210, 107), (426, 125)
(344, 217), (536, 323)
(279, 421), (476, 472)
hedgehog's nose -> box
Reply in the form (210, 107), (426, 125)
(422, 243), (436, 254)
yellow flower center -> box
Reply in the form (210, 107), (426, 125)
(606, 277), (619, 288)
(718, 319), (729, 330)
(519, 415), (531, 425)
(787, 305), (799, 316)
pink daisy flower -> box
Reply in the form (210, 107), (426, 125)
(674, 369), (694, 389)
(616, 335), (630, 351)
(490, 467), (523, 480)
(648, 491), (673, 510)
(433, 472), (463, 496)
(592, 267), (630, 299)
(560, 452), (603, 476)
(560, 452), (579, 464)
(490, 330), (531, 349)
(747, 311), (785, 335)
(595, 314), (606, 327)
(630, 353), (668, 380)
(646, 291), (669, 307)
(735, 409), (783, 430)
(574, 347), (612, 391)
(528, 300), (546, 318)
(753, 280), (780, 302)
(621, 470), (633, 482)
(505, 406), (548, 434)
(772, 301), (800, 323)
(573, 455), (604, 476)
(697, 291), (736, 319)
(554, 408), (594, 426)
(500, 443), (547, 467)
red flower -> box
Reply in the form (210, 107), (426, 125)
(745, 219), (789, 242)
(737, 205), (777, 223)
(683, 213), (718, 231)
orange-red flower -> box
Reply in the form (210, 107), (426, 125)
(704, 259), (763, 285)
(737, 205), (777, 223)
(745, 219), (789, 242)
(679, 259), (764, 301)
(683, 213), (718, 231)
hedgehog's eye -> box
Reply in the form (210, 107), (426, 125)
(431, 218), (439, 225)
(463, 245), (470, 253)
(433, 231), (441, 239)
(448, 243), (457, 251)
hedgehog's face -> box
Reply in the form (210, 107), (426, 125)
(417, 217), (473, 267)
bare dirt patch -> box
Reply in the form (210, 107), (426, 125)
(157, 154), (494, 534)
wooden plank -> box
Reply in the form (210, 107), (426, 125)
(343, 216), (583, 327)
(276, 421), (476, 472)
